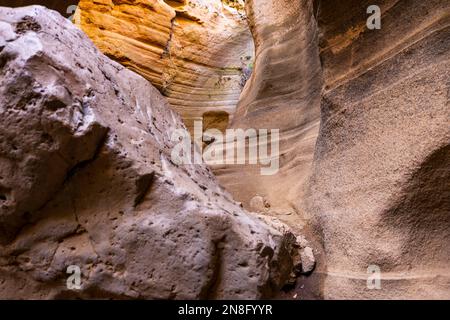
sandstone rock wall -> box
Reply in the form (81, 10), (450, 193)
(306, 0), (450, 299)
(75, 0), (254, 133)
(213, 0), (450, 299)
(0, 6), (300, 299)
(214, 0), (323, 227)
(1, 0), (448, 300)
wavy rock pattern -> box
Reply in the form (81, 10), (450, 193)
(0, 6), (299, 299)
(75, 0), (254, 133)
(214, 0), (323, 229)
(1, 0), (448, 300)
(212, 0), (450, 299)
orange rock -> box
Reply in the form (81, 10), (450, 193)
(75, 0), (254, 133)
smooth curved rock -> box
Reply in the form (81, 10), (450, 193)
(75, 0), (254, 133)
(0, 6), (299, 299)
(214, 0), (323, 227)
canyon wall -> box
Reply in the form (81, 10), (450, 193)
(214, 0), (322, 228)
(306, 0), (450, 299)
(0, 6), (302, 299)
(75, 0), (254, 133)
(1, 0), (448, 300)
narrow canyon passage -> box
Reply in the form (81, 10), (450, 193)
(0, 0), (449, 300)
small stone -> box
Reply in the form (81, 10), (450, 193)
(300, 246), (316, 274)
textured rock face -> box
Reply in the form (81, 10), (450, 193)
(1, 0), (448, 301)
(306, 0), (450, 299)
(75, 0), (254, 133)
(214, 0), (323, 225)
(0, 6), (300, 299)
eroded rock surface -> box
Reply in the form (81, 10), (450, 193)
(0, 6), (299, 299)
(211, 0), (450, 299)
(75, 0), (254, 133)
(306, 0), (450, 299)
(214, 0), (323, 227)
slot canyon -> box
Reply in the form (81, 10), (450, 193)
(0, 0), (449, 299)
